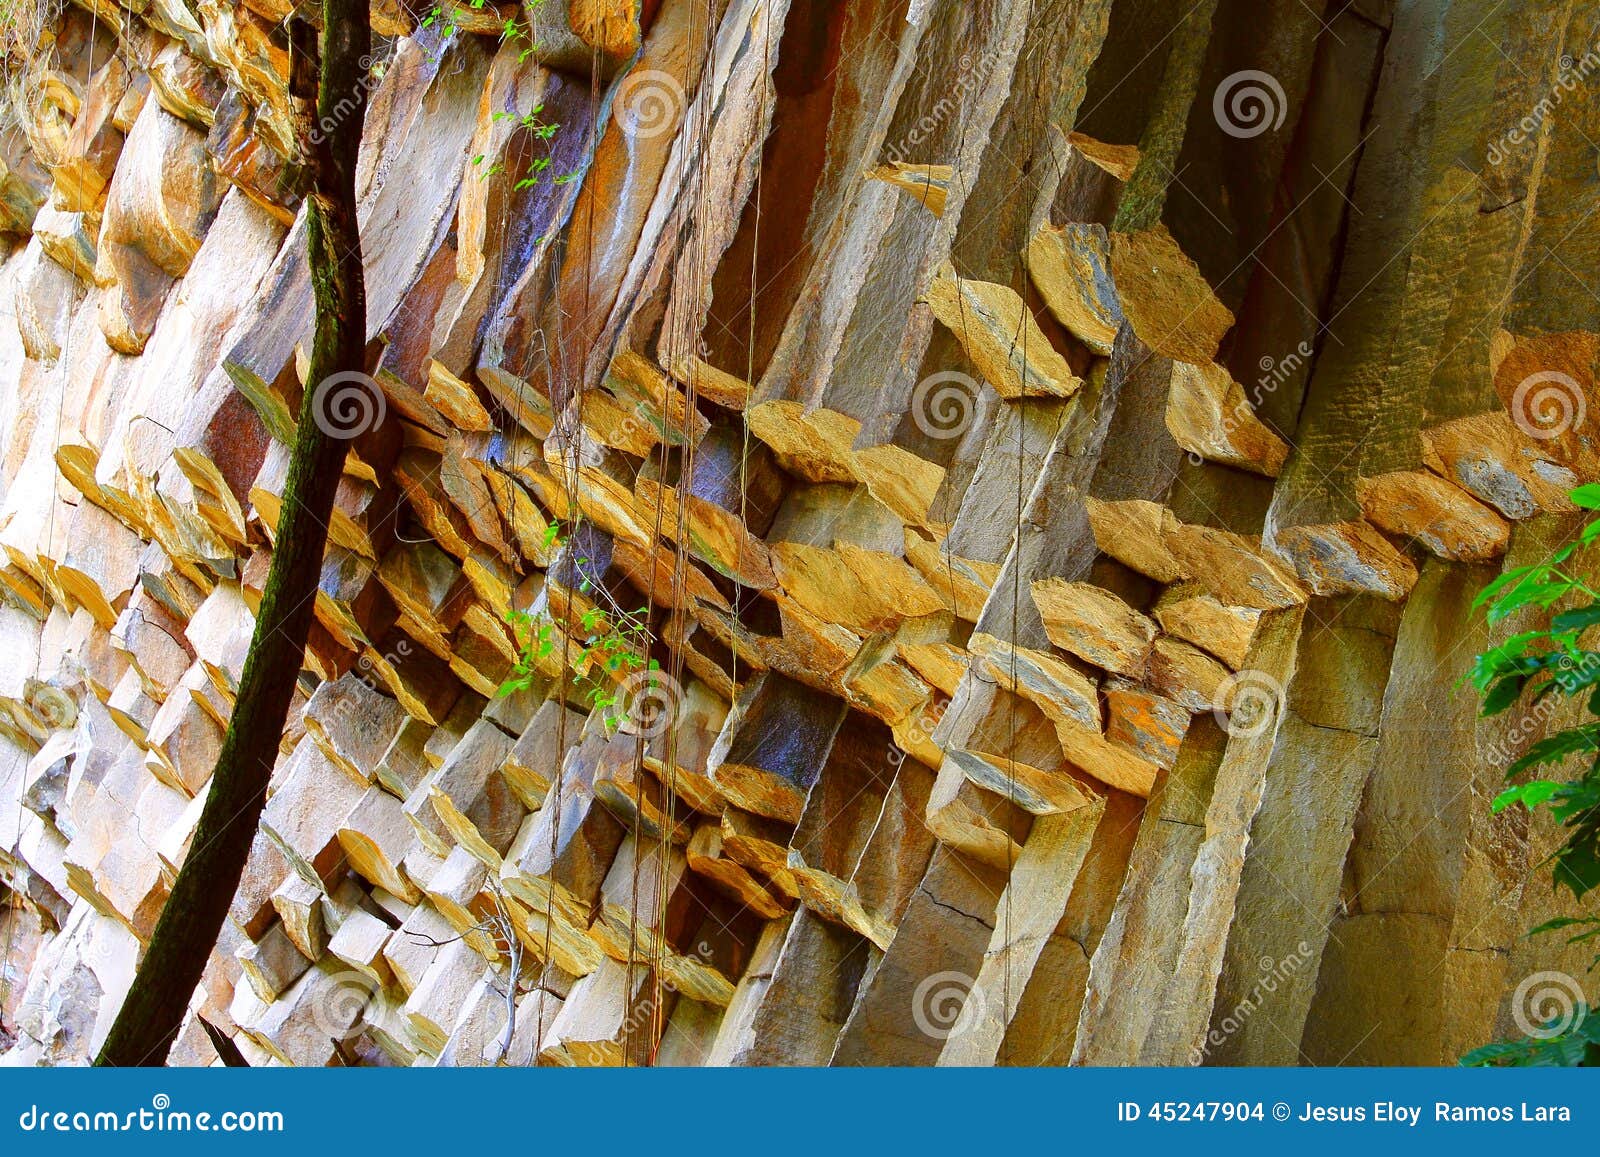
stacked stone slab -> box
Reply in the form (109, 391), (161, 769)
(0, 0), (1596, 1065)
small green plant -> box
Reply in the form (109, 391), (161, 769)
(418, 0), (480, 41)
(1462, 482), (1600, 1065)
(426, 0), (577, 193)
(475, 102), (563, 190)
(497, 519), (660, 732)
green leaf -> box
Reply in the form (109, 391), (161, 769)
(1528, 915), (1600, 937)
(1489, 579), (1578, 625)
(1493, 780), (1563, 813)
(1506, 728), (1600, 778)
(1571, 483), (1600, 510)
(1468, 631), (1553, 692)
(1474, 564), (1539, 609)
(1554, 838), (1600, 900)
(1460, 1011), (1594, 1067)
(1482, 673), (1529, 715)
(1460, 1038), (1544, 1067)
(1554, 604), (1600, 634)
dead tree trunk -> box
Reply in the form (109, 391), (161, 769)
(95, 0), (372, 1066)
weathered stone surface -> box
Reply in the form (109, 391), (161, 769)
(1167, 361), (1289, 477)
(1025, 222), (1121, 355)
(1031, 578), (1156, 677)
(1109, 226), (1234, 363)
(1356, 470), (1510, 563)
(925, 269), (1083, 399)
(3, 0), (1592, 1073)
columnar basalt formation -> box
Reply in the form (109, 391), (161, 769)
(1, 0), (1596, 1066)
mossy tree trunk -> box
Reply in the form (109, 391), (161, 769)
(95, 0), (372, 1067)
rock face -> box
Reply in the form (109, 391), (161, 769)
(0, 0), (1593, 1067)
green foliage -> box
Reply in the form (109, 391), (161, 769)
(1468, 483), (1600, 909)
(427, 0), (577, 195)
(1461, 1006), (1600, 1067)
(1460, 484), (1600, 1066)
(419, 0), (486, 39)
(496, 519), (656, 733)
